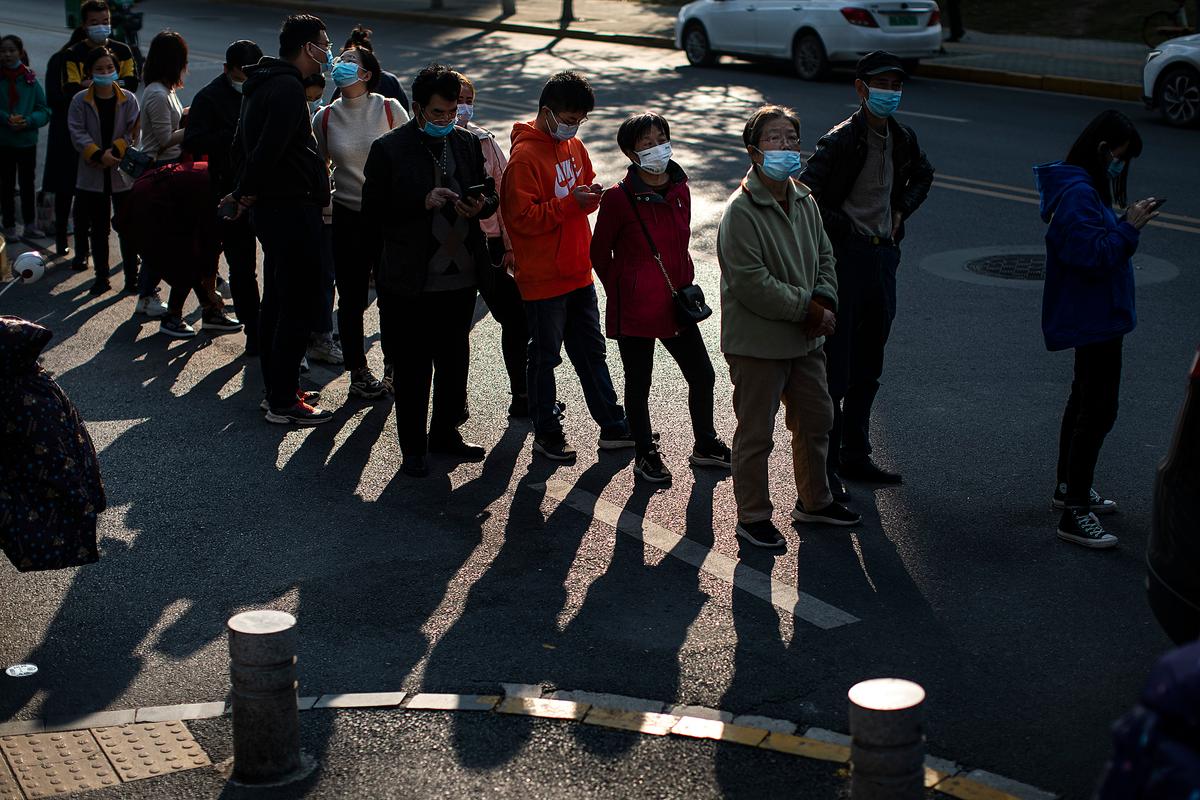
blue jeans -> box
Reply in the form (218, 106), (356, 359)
(524, 283), (626, 438)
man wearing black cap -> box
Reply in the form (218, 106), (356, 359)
(798, 51), (934, 495)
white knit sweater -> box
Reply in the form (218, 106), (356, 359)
(312, 91), (407, 211)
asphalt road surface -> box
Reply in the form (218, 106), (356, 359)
(1, 2), (1197, 797)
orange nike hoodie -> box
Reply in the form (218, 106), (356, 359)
(500, 120), (597, 301)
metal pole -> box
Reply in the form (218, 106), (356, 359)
(227, 610), (314, 786)
(848, 678), (926, 800)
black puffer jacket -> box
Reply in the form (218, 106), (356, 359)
(232, 58), (329, 206)
(798, 109), (934, 245)
(361, 120), (498, 297)
(0, 317), (104, 572)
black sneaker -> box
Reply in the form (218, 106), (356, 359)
(349, 368), (388, 400)
(202, 310), (244, 333)
(260, 389), (320, 412)
(689, 438), (732, 469)
(87, 277), (110, 295)
(1057, 509), (1118, 549)
(264, 400), (333, 426)
(840, 457), (902, 485)
(634, 448), (672, 483)
(429, 431), (486, 461)
(381, 363), (395, 394)
(534, 432), (576, 461)
(401, 454), (429, 478)
(599, 427), (636, 451)
(791, 501), (861, 527)
(736, 519), (786, 550)
(159, 316), (196, 339)
(71, 257), (88, 272)
(1052, 484), (1118, 515)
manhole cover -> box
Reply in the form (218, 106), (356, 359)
(964, 254), (1046, 280)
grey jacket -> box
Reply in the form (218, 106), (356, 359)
(68, 85), (141, 193)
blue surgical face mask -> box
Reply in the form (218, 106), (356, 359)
(86, 25), (111, 44)
(91, 72), (116, 87)
(457, 103), (474, 124)
(756, 148), (803, 181)
(308, 42), (334, 73)
(421, 115), (456, 138)
(865, 88), (902, 118)
(1107, 156), (1125, 179)
(331, 60), (362, 88)
(547, 109), (579, 142)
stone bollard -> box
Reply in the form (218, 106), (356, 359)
(848, 678), (926, 800)
(227, 610), (314, 786)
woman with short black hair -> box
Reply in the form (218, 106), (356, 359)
(591, 112), (729, 484)
(1035, 109), (1158, 549)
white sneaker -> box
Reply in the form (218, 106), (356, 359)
(134, 293), (169, 318)
(307, 337), (344, 365)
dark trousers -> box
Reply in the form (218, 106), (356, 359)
(825, 235), (900, 476)
(0, 145), (36, 227)
(524, 283), (626, 438)
(54, 189), (87, 257)
(252, 205), (324, 409)
(331, 202), (375, 371)
(76, 189), (137, 283)
(380, 286), (477, 458)
(316, 222), (335, 336)
(1056, 336), (1122, 507)
(617, 325), (717, 456)
(479, 237), (528, 396)
(221, 213), (260, 349)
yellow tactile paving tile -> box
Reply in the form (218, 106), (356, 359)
(582, 708), (681, 736)
(757, 732), (851, 763)
(669, 717), (769, 747)
(496, 697), (590, 721)
(934, 776), (1022, 800)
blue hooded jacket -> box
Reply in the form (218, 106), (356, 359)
(1034, 161), (1138, 352)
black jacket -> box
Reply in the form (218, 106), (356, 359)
(361, 120), (498, 297)
(42, 47), (79, 192)
(232, 58), (329, 206)
(798, 109), (934, 244)
(182, 73), (242, 196)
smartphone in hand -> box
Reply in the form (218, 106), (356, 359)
(1148, 197), (1168, 211)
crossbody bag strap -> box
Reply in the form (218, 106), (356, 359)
(620, 180), (675, 294)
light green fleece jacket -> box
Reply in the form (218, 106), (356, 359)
(716, 166), (838, 359)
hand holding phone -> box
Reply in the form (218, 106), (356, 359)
(1148, 197), (1167, 211)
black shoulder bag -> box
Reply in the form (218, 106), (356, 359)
(620, 182), (711, 327)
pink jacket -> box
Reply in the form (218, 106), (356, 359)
(590, 164), (695, 339)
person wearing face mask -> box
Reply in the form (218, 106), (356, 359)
(361, 63), (497, 477)
(718, 105), (860, 551)
(43, 27), (90, 262)
(798, 50), (934, 498)
(313, 45), (406, 401)
(0, 35), (50, 243)
(500, 70), (632, 462)
(226, 14), (335, 426)
(62, 1), (138, 98)
(183, 39), (265, 356)
(1034, 110), (1157, 550)
(66, 47), (139, 296)
(590, 113), (730, 484)
(329, 26), (410, 112)
(449, 70), (532, 418)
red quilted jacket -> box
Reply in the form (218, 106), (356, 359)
(590, 164), (695, 340)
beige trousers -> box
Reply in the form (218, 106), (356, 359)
(726, 350), (834, 523)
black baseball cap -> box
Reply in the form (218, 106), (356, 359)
(855, 51), (906, 81)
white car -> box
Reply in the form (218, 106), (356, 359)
(674, 0), (942, 80)
(1144, 33), (1200, 127)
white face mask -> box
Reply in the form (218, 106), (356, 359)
(635, 142), (672, 175)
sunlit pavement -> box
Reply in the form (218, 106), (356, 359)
(1, 2), (1197, 797)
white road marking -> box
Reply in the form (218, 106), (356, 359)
(531, 480), (860, 630)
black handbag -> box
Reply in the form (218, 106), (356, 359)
(117, 146), (154, 179)
(621, 182), (712, 327)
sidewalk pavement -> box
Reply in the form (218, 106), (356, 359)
(229, 0), (1148, 99)
(0, 687), (1061, 799)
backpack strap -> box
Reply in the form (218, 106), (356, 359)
(321, 105), (332, 141)
(384, 101), (395, 129)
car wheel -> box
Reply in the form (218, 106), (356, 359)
(1158, 66), (1200, 127)
(792, 32), (829, 81)
(683, 23), (716, 67)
